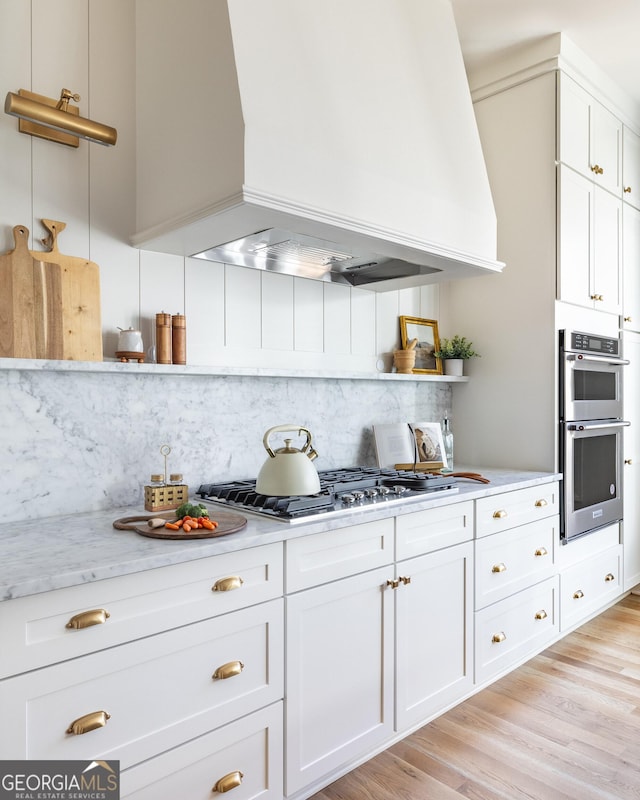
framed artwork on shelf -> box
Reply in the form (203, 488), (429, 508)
(399, 316), (442, 374)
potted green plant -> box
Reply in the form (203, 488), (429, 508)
(434, 335), (480, 376)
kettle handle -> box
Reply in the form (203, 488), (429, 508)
(263, 425), (314, 458)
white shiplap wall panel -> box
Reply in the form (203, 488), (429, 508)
(294, 278), (324, 352)
(262, 272), (294, 350)
(225, 264), (261, 348)
(376, 290), (401, 371)
(185, 257), (225, 365)
(139, 250), (185, 359)
(0, 1), (32, 252)
(323, 282), (351, 354)
(89, 0), (138, 358)
(31, 0), (90, 259)
(419, 284), (440, 321)
(351, 288), (376, 356)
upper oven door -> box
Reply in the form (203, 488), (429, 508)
(562, 352), (626, 421)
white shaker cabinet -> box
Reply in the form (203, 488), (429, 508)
(557, 165), (622, 315)
(623, 126), (640, 211)
(559, 73), (622, 196)
(622, 203), (640, 332)
(623, 331), (640, 589)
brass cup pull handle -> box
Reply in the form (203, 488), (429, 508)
(212, 576), (244, 592)
(534, 547), (548, 557)
(573, 589), (584, 599)
(492, 563), (507, 573)
(213, 660), (244, 680)
(213, 771), (244, 793)
(399, 575), (411, 585)
(66, 609), (110, 630)
(492, 632), (507, 643)
(534, 498), (547, 508)
(535, 609), (548, 620)
(386, 578), (399, 589)
(493, 510), (507, 519)
(605, 573), (616, 582)
(66, 710), (110, 735)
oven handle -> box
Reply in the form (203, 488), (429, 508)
(566, 420), (631, 431)
(565, 353), (630, 366)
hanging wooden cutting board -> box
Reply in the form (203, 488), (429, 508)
(35, 219), (103, 361)
(0, 225), (64, 359)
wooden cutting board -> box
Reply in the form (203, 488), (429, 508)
(35, 219), (102, 361)
(0, 225), (64, 359)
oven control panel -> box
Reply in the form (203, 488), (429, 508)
(570, 331), (619, 356)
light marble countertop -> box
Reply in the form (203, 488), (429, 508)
(0, 467), (561, 601)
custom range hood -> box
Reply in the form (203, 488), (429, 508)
(133, 0), (503, 291)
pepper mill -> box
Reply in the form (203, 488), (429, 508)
(172, 313), (186, 365)
(155, 312), (172, 364)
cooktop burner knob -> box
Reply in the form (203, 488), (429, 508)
(352, 490), (365, 501)
(378, 486), (391, 496)
(341, 493), (356, 504)
(364, 488), (378, 498)
(392, 485), (408, 495)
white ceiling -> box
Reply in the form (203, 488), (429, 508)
(450, 0), (640, 107)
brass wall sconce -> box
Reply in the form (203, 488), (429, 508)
(4, 88), (117, 147)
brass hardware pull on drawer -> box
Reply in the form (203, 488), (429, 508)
(399, 575), (411, 585)
(212, 576), (244, 592)
(534, 547), (548, 557)
(493, 510), (507, 519)
(212, 660), (245, 680)
(535, 609), (548, 620)
(604, 573), (616, 582)
(66, 609), (110, 630)
(66, 710), (111, 735)
(573, 589), (584, 599)
(492, 563), (507, 573)
(492, 632), (507, 643)
(213, 771), (244, 793)
(386, 579), (399, 589)
(534, 498), (547, 508)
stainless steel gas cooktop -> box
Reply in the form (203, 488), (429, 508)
(197, 466), (459, 524)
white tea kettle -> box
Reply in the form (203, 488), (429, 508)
(256, 424), (320, 496)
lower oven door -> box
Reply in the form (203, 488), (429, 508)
(562, 419), (630, 541)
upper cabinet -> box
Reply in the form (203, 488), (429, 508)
(558, 73), (622, 197)
(623, 126), (640, 210)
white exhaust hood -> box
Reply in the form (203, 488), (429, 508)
(133, 0), (503, 291)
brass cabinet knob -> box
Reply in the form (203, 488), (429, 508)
(212, 771), (244, 793)
(492, 562), (507, 573)
(212, 660), (244, 680)
(625, 186), (632, 193)
(212, 576), (244, 592)
(573, 589), (584, 599)
(66, 710), (110, 735)
(66, 609), (110, 629)
(386, 578), (399, 589)
(492, 632), (507, 643)
(590, 294), (604, 301)
(604, 573), (616, 582)
(625, 459), (633, 465)
(534, 498), (547, 508)
(590, 164), (604, 174)
(624, 316), (633, 322)
(534, 609), (548, 620)
(493, 509), (507, 519)
(398, 575), (411, 585)
(534, 547), (548, 557)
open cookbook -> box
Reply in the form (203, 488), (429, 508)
(373, 422), (448, 470)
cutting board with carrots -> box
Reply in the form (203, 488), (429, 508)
(0, 225), (64, 359)
(35, 219), (102, 361)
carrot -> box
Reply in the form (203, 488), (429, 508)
(164, 522), (180, 530)
(183, 523), (192, 532)
(200, 519), (215, 530)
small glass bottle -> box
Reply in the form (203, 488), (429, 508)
(169, 473), (183, 485)
(149, 473), (165, 487)
(442, 414), (454, 471)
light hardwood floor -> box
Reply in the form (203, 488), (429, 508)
(311, 593), (640, 800)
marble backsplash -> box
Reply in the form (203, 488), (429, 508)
(2, 368), (451, 523)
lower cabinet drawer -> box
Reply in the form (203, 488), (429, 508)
(122, 702), (283, 800)
(0, 599), (283, 768)
(475, 576), (559, 685)
(560, 544), (623, 632)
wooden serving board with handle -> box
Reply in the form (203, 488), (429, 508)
(0, 225), (64, 359)
(35, 219), (102, 361)
(113, 512), (248, 540)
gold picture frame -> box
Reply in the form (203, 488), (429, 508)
(399, 316), (442, 375)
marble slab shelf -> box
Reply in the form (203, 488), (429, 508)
(0, 358), (470, 383)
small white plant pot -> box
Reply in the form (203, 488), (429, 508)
(443, 358), (464, 377)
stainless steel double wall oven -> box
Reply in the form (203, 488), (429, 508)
(559, 330), (629, 542)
